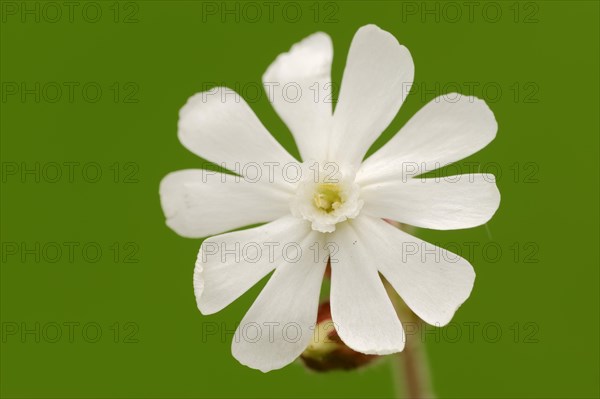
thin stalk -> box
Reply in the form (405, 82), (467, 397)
(383, 220), (435, 399)
(385, 281), (435, 399)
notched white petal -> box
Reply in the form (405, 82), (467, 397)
(349, 216), (476, 327)
(263, 32), (334, 162)
(231, 231), (327, 372)
(159, 170), (292, 238)
(358, 94), (498, 185)
(263, 32), (332, 84)
(329, 220), (405, 354)
(178, 87), (296, 173)
(360, 173), (501, 230)
(329, 24), (414, 168)
(194, 216), (313, 316)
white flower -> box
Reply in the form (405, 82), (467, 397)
(160, 25), (500, 372)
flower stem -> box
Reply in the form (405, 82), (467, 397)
(385, 280), (436, 399)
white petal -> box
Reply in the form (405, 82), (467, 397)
(178, 87), (297, 174)
(194, 215), (313, 315)
(361, 174), (500, 230)
(263, 32), (333, 162)
(328, 25), (414, 168)
(358, 95), (497, 185)
(231, 230), (326, 372)
(329, 220), (405, 354)
(159, 170), (292, 238)
(349, 216), (475, 326)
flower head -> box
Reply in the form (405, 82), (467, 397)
(160, 25), (500, 372)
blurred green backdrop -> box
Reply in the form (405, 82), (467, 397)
(1, 1), (599, 398)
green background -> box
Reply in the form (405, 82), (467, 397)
(1, 1), (599, 398)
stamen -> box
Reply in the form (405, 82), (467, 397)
(313, 183), (342, 213)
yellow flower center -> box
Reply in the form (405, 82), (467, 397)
(313, 183), (343, 213)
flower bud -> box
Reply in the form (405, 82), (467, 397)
(300, 301), (379, 371)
